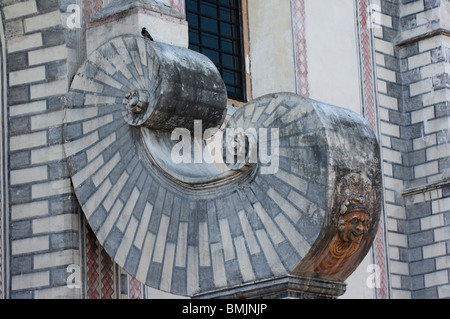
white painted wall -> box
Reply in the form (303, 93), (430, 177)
(247, 0), (296, 99)
(304, 0), (363, 114)
(340, 250), (377, 299)
(302, 0), (376, 299)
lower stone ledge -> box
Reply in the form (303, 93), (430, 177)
(396, 28), (450, 47)
(92, 0), (185, 23)
(192, 275), (346, 299)
(402, 179), (450, 197)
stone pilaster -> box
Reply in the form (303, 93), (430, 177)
(374, 0), (450, 299)
(0, 0), (83, 299)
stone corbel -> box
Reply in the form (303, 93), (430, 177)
(65, 35), (382, 298)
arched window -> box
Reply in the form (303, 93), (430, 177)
(186, 0), (246, 101)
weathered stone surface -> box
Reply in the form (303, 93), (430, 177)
(73, 35), (227, 133)
(65, 35), (382, 297)
(121, 39), (228, 132)
(193, 275), (347, 299)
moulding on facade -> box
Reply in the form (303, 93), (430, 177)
(86, 0), (188, 54)
(97, 0), (184, 21)
(193, 275), (346, 299)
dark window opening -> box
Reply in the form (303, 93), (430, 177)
(186, 0), (246, 101)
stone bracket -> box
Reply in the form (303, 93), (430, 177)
(65, 34), (382, 298)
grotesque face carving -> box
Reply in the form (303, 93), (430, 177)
(338, 211), (370, 243)
(321, 196), (372, 262)
(310, 173), (379, 278)
(315, 197), (372, 273)
(337, 196), (371, 244)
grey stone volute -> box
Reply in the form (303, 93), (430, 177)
(65, 35), (382, 298)
(120, 39), (227, 132)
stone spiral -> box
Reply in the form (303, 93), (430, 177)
(65, 35), (382, 297)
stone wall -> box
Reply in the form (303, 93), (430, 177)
(398, 0), (450, 297)
(1, 13), (5, 299)
(1, 0), (82, 298)
(1, 0), (449, 299)
(374, 0), (450, 298)
(0, 0), (190, 299)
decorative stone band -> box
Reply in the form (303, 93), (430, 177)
(64, 35), (382, 297)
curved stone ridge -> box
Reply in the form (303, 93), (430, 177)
(65, 35), (382, 296)
(72, 35), (227, 132)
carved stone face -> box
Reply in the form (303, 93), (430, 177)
(338, 211), (370, 243)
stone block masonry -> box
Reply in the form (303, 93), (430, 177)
(64, 29), (382, 297)
(0, 0), (449, 300)
(1, 0), (82, 299)
(0, 0), (192, 300)
(374, 0), (450, 299)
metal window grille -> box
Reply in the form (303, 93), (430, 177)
(186, 0), (246, 101)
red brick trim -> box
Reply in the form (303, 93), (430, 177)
(358, 0), (388, 299)
(291, 0), (309, 97)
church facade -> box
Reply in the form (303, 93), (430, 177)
(0, 0), (449, 299)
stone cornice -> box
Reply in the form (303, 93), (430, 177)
(90, 0), (184, 28)
(396, 28), (450, 47)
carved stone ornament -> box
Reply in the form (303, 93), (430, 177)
(315, 196), (371, 276)
(64, 35), (382, 297)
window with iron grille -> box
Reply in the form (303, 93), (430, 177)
(186, 0), (246, 101)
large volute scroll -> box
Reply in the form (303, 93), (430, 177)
(64, 35), (382, 298)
